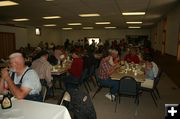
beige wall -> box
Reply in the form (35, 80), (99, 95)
(166, 5), (180, 56)
(60, 29), (150, 43)
(0, 25), (150, 49)
(27, 27), (63, 47)
(0, 25), (28, 49)
(151, 4), (180, 56)
(151, 21), (163, 52)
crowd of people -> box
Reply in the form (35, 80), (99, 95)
(0, 38), (159, 101)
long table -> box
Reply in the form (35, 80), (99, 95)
(0, 99), (71, 119)
(111, 66), (145, 82)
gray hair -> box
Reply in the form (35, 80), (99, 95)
(9, 52), (23, 59)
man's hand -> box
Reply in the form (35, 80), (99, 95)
(1, 68), (10, 80)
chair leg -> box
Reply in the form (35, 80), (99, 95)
(115, 95), (119, 112)
(86, 81), (92, 91)
(83, 83), (89, 94)
(155, 88), (161, 99)
(91, 75), (97, 87)
(152, 90), (157, 100)
(150, 92), (158, 107)
(92, 87), (102, 99)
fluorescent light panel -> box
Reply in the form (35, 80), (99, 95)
(126, 22), (142, 24)
(0, 1), (19, 7)
(122, 12), (145, 16)
(95, 22), (111, 25)
(43, 24), (56, 26)
(45, 0), (54, 1)
(43, 16), (61, 19)
(104, 27), (116, 29)
(68, 23), (82, 25)
(13, 18), (29, 21)
(128, 26), (141, 29)
(62, 28), (73, 30)
(79, 14), (100, 17)
(83, 27), (94, 29)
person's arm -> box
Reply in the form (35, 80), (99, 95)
(0, 78), (4, 94)
(45, 66), (53, 88)
(102, 60), (120, 76)
(107, 64), (120, 75)
(5, 76), (31, 99)
(1, 68), (31, 99)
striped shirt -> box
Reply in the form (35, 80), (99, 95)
(31, 57), (52, 84)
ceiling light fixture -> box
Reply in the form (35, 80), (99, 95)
(43, 24), (56, 27)
(43, 16), (61, 19)
(122, 12), (145, 16)
(83, 27), (94, 29)
(126, 22), (142, 24)
(62, 28), (73, 30)
(79, 14), (100, 17)
(13, 18), (29, 21)
(95, 22), (111, 25)
(128, 26), (141, 29)
(45, 0), (54, 1)
(104, 27), (117, 29)
(68, 23), (82, 25)
(0, 1), (19, 7)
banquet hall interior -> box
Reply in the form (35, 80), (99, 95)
(0, 0), (180, 119)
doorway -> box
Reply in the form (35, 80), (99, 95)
(0, 32), (16, 59)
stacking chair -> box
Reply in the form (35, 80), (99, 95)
(115, 76), (141, 112)
(66, 68), (91, 93)
(140, 69), (162, 107)
(58, 91), (71, 106)
(40, 86), (47, 102)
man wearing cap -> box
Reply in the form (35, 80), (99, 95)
(0, 52), (42, 101)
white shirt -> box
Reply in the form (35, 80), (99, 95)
(151, 61), (159, 78)
(13, 67), (42, 95)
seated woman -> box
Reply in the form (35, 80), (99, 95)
(141, 54), (159, 89)
(64, 50), (84, 90)
(97, 49), (120, 100)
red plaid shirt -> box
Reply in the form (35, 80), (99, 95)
(97, 57), (112, 80)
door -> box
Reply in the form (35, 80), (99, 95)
(162, 18), (167, 55)
(177, 25), (180, 61)
(0, 32), (16, 59)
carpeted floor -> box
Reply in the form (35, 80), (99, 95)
(45, 72), (180, 119)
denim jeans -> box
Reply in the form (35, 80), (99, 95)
(100, 78), (118, 94)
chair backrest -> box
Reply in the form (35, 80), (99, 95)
(80, 68), (89, 83)
(94, 69), (101, 87)
(40, 86), (47, 102)
(60, 91), (71, 105)
(67, 89), (97, 119)
(119, 76), (140, 96)
(153, 68), (162, 88)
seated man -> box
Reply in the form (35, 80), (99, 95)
(48, 47), (67, 66)
(141, 54), (159, 88)
(31, 50), (53, 95)
(48, 48), (62, 66)
(97, 49), (119, 100)
(0, 53), (42, 101)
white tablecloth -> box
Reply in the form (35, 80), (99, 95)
(0, 99), (71, 119)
